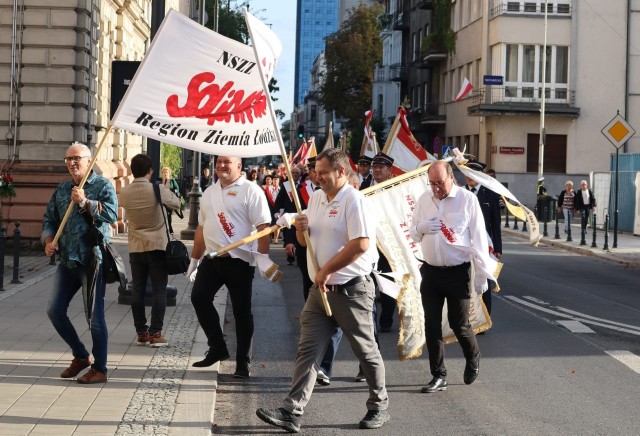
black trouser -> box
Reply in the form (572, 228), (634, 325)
(191, 256), (255, 365)
(130, 250), (168, 334)
(296, 245), (314, 301)
(420, 262), (479, 379)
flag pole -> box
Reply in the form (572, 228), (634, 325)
(244, 9), (331, 316)
(382, 111), (401, 154)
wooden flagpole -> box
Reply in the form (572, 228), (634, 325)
(244, 10), (331, 316)
(51, 125), (113, 246)
(381, 112), (401, 154)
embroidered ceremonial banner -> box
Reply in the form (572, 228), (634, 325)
(360, 110), (378, 158)
(111, 9), (281, 157)
(364, 168), (491, 359)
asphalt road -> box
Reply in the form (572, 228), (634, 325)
(210, 237), (640, 435)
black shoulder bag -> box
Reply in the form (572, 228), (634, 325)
(80, 206), (128, 288)
(153, 184), (190, 275)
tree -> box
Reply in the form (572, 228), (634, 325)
(161, 143), (182, 178)
(319, 4), (383, 159)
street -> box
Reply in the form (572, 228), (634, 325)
(211, 236), (640, 435)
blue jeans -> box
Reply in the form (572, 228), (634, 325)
(562, 207), (574, 232)
(47, 261), (108, 373)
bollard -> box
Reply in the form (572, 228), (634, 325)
(0, 226), (6, 292)
(513, 216), (519, 230)
(11, 222), (21, 284)
(543, 207), (549, 237)
(522, 216), (527, 232)
(504, 207), (510, 228)
(579, 210), (587, 246)
(554, 206), (560, 239)
(567, 221), (573, 242)
(603, 214), (609, 251)
(591, 215), (597, 248)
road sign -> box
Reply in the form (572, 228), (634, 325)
(441, 145), (454, 157)
(601, 112), (636, 149)
(483, 75), (503, 85)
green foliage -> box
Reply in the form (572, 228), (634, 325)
(319, 4), (383, 133)
(370, 115), (387, 147)
(421, 0), (456, 55)
(160, 143), (182, 178)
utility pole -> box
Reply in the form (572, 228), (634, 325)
(537, 0), (548, 181)
(148, 0), (165, 181)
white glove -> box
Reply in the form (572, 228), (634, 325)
(276, 212), (298, 228)
(416, 219), (442, 235)
(187, 258), (199, 283)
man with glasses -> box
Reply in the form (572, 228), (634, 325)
(42, 142), (118, 384)
(410, 160), (491, 393)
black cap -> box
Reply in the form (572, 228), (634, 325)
(358, 155), (373, 165)
(307, 156), (316, 168)
(371, 152), (394, 166)
(466, 161), (486, 172)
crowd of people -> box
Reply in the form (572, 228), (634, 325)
(43, 143), (506, 432)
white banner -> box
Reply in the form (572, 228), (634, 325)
(111, 9), (281, 157)
(365, 169), (491, 359)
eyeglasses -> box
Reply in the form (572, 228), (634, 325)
(64, 155), (90, 163)
(429, 179), (450, 188)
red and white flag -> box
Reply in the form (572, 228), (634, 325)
(454, 77), (474, 102)
(111, 9), (282, 157)
(360, 110), (378, 158)
(383, 107), (436, 177)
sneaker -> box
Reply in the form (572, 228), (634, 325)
(359, 409), (390, 429)
(148, 331), (169, 348)
(421, 377), (448, 393)
(316, 369), (330, 386)
(60, 356), (92, 379)
(354, 369), (366, 383)
(136, 331), (150, 346)
(77, 368), (107, 384)
(256, 407), (301, 433)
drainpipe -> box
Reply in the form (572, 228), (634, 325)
(624, 0), (630, 153)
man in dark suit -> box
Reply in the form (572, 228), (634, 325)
(464, 162), (502, 316)
(357, 156), (373, 189)
(275, 166), (302, 264)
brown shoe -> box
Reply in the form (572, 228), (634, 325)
(60, 357), (91, 379)
(136, 331), (150, 346)
(149, 331), (168, 348)
(77, 368), (107, 384)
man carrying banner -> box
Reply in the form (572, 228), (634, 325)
(188, 156), (271, 378)
(275, 165), (302, 264)
(256, 149), (389, 432)
(411, 160), (492, 393)
(42, 142), (118, 384)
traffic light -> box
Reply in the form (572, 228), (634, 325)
(297, 124), (305, 139)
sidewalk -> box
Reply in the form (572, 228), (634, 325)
(0, 208), (638, 435)
(0, 211), (227, 435)
(502, 215), (640, 269)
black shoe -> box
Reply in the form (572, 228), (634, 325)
(354, 370), (366, 382)
(256, 407), (301, 433)
(421, 377), (448, 393)
(464, 353), (480, 385)
(359, 409), (390, 429)
(233, 361), (250, 378)
(192, 348), (230, 368)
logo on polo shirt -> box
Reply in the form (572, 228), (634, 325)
(328, 205), (340, 217)
(227, 190), (238, 197)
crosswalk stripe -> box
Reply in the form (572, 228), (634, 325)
(556, 320), (595, 333)
(605, 350), (640, 374)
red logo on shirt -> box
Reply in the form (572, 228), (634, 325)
(328, 205), (340, 218)
(217, 212), (235, 237)
(439, 220), (457, 243)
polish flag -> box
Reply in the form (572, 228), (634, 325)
(454, 77), (474, 102)
(383, 107), (436, 177)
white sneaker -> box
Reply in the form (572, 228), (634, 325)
(316, 369), (330, 386)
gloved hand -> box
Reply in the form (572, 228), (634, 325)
(187, 258), (199, 283)
(276, 212), (298, 228)
(416, 219), (442, 235)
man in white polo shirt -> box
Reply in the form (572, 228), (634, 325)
(256, 148), (390, 432)
(188, 156), (271, 378)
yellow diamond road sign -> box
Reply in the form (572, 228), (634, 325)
(602, 113), (636, 149)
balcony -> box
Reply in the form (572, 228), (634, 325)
(489, 0), (572, 19)
(420, 49), (447, 67)
(391, 11), (409, 30)
(389, 63), (407, 82)
(374, 65), (390, 83)
(420, 103), (446, 124)
(467, 86), (580, 117)
(416, 0), (434, 10)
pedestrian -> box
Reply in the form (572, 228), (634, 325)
(465, 161), (502, 316)
(574, 180), (596, 231)
(42, 142), (118, 384)
(537, 176), (547, 196)
(411, 160), (493, 393)
(256, 148), (390, 433)
(187, 156), (271, 378)
(200, 166), (211, 188)
(120, 154), (181, 348)
(557, 181), (575, 233)
(161, 166), (181, 234)
(274, 165), (302, 264)
(357, 155), (374, 189)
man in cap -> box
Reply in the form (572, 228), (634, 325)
(464, 161), (502, 316)
(537, 177), (547, 196)
(357, 155), (373, 189)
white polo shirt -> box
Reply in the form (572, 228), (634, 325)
(199, 177), (271, 264)
(306, 182), (378, 285)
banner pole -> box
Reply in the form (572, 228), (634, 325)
(381, 112), (401, 154)
(51, 125), (113, 247)
(244, 10), (331, 316)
